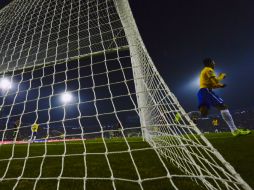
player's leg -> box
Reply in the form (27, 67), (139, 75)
(197, 88), (210, 117)
(32, 132), (37, 142)
(216, 104), (237, 132)
(219, 107), (251, 136)
(199, 106), (208, 117)
(210, 92), (251, 136)
(209, 90), (237, 132)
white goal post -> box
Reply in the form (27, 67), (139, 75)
(0, 0), (251, 190)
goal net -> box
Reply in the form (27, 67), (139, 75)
(0, 0), (251, 190)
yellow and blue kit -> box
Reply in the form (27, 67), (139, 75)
(197, 67), (224, 109)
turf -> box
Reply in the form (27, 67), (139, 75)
(0, 132), (253, 190)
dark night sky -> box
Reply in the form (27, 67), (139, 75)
(129, 0), (254, 112)
(0, 1), (10, 9)
(1, 0), (254, 112)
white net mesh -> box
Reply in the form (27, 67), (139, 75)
(0, 0), (251, 190)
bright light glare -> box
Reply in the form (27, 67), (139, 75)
(191, 77), (200, 88)
(182, 75), (200, 93)
(61, 92), (73, 104)
(0, 78), (12, 90)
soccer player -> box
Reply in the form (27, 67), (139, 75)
(175, 111), (200, 124)
(174, 112), (182, 123)
(197, 58), (251, 136)
(212, 119), (219, 127)
(30, 122), (39, 142)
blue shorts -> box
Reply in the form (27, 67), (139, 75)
(197, 88), (224, 109)
(32, 132), (37, 136)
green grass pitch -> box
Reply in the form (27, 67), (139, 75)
(0, 132), (253, 190)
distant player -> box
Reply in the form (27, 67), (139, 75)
(30, 122), (39, 142)
(174, 111), (200, 124)
(212, 119), (219, 127)
(212, 118), (219, 132)
(197, 58), (251, 136)
(174, 112), (182, 123)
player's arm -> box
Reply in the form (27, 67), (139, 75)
(207, 69), (225, 88)
(217, 73), (226, 81)
(210, 77), (225, 88)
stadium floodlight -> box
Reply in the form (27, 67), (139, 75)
(0, 78), (12, 91)
(60, 92), (73, 104)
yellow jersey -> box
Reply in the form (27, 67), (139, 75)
(31, 123), (39, 132)
(199, 67), (217, 89)
(212, 119), (219, 127)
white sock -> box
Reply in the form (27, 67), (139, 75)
(220, 109), (237, 132)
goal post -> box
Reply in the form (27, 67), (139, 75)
(114, 0), (151, 141)
(0, 0), (251, 190)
